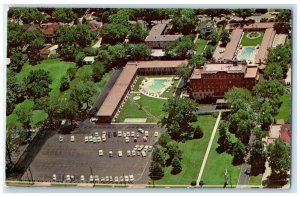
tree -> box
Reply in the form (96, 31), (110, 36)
(125, 44), (152, 61)
(171, 9), (197, 35)
(38, 94), (61, 124)
(232, 139), (246, 165)
(70, 81), (97, 110)
(276, 9), (291, 23)
(162, 97), (197, 140)
(225, 87), (256, 113)
(108, 9), (131, 25)
(203, 45), (214, 60)
(152, 146), (166, 167)
(268, 139), (290, 178)
(58, 44), (79, 61)
(75, 24), (95, 47)
(52, 8), (76, 23)
(9, 48), (27, 72)
(260, 101), (275, 130)
(20, 8), (43, 24)
(100, 23), (129, 44)
(25, 69), (52, 99)
(60, 99), (80, 124)
(220, 30), (230, 44)
(264, 63), (283, 80)
(158, 133), (172, 148)
(208, 31), (220, 46)
(171, 156), (182, 174)
(249, 139), (266, 174)
(107, 44), (126, 68)
(66, 67), (77, 80)
(193, 126), (204, 139)
(204, 9), (221, 21)
(217, 122), (232, 152)
(27, 36), (45, 65)
(166, 141), (182, 160)
(60, 75), (70, 92)
(273, 22), (291, 34)
(189, 54), (206, 67)
(164, 36), (194, 59)
(128, 22), (148, 43)
(7, 21), (25, 55)
(75, 51), (85, 67)
(149, 161), (164, 180)
(175, 64), (192, 84)
(92, 61), (106, 82)
(15, 100), (34, 137)
(267, 44), (291, 76)
(234, 9), (255, 21)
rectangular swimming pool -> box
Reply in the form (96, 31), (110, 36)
(238, 47), (255, 61)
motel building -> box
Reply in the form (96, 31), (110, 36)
(189, 62), (259, 100)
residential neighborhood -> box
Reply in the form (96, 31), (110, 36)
(5, 8), (292, 189)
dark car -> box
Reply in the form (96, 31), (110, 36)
(113, 131), (117, 137)
(108, 132), (113, 138)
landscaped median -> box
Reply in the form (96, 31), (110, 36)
(151, 114), (217, 185)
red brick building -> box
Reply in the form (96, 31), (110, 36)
(190, 63), (259, 100)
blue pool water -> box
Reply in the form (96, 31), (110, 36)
(238, 47), (255, 61)
(148, 79), (167, 93)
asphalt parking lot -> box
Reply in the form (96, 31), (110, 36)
(21, 125), (164, 184)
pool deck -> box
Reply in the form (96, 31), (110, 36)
(236, 46), (259, 64)
(139, 77), (174, 99)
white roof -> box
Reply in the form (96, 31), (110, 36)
(151, 49), (165, 57)
(6, 58), (11, 65)
(83, 56), (95, 62)
(48, 45), (58, 51)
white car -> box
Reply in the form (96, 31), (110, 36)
(145, 131), (149, 137)
(101, 177), (105, 182)
(141, 151), (147, 157)
(89, 135), (93, 142)
(133, 145), (139, 151)
(59, 136), (63, 142)
(95, 175), (99, 182)
(119, 176), (124, 183)
(123, 132), (127, 137)
(114, 176), (119, 183)
(127, 150), (131, 157)
(126, 131), (130, 137)
(125, 137), (129, 143)
(102, 131), (106, 135)
(129, 175), (134, 182)
(154, 131), (159, 137)
(84, 136), (88, 142)
(138, 145), (144, 151)
(80, 175), (84, 182)
(93, 137), (97, 143)
(136, 133), (139, 138)
(109, 151), (113, 157)
(70, 136), (75, 142)
(138, 128), (144, 134)
(102, 136), (106, 142)
(124, 176), (129, 183)
(95, 132), (99, 137)
(66, 175), (71, 182)
(118, 131), (122, 137)
(52, 174), (56, 181)
(118, 150), (123, 157)
(144, 145), (149, 151)
(131, 131), (135, 137)
(143, 136), (148, 142)
(97, 136), (101, 142)
(89, 175), (94, 182)
(99, 150), (103, 156)
(131, 150), (136, 156)
(148, 146), (153, 152)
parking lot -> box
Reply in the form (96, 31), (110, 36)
(21, 124), (164, 184)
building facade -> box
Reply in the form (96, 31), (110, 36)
(190, 63), (259, 100)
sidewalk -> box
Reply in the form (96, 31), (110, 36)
(196, 112), (222, 186)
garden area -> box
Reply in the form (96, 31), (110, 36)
(153, 115), (217, 185)
(240, 31), (264, 46)
(194, 39), (207, 54)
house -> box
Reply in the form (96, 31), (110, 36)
(198, 21), (214, 39)
(83, 56), (95, 65)
(88, 20), (102, 31)
(39, 45), (59, 59)
(145, 23), (183, 48)
(42, 22), (59, 42)
(268, 121), (291, 147)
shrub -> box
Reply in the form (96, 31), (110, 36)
(194, 126), (203, 139)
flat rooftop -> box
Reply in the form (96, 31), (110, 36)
(222, 29), (243, 60)
(203, 63), (245, 74)
(145, 23), (183, 42)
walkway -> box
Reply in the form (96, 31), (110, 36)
(196, 111), (222, 186)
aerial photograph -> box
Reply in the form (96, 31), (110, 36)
(5, 7), (292, 189)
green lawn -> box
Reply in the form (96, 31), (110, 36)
(275, 93), (291, 123)
(16, 59), (76, 96)
(195, 39), (207, 54)
(249, 174), (263, 185)
(154, 115), (217, 185)
(201, 130), (241, 185)
(240, 32), (265, 46)
(116, 93), (167, 123)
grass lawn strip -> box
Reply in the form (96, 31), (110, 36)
(153, 115), (217, 185)
(240, 32), (265, 46)
(275, 93), (291, 123)
(195, 39), (208, 54)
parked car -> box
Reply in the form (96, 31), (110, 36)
(89, 135), (93, 142)
(99, 150), (103, 156)
(84, 136), (88, 143)
(101, 177), (105, 182)
(143, 136), (148, 142)
(93, 136), (97, 143)
(108, 132), (112, 138)
(133, 145), (139, 151)
(129, 175), (134, 182)
(123, 132), (126, 137)
(126, 131), (130, 137)
(52, 174), (56, 181)
(132, 150), (136, 156)
(134, 138), (137, 142)
(148, 146), (153, 152)
(80, 175), (84, 182)
(145, 131), (149, 137)
(127, 150), (131, 157)
(144, 145), (149, 151)
(138, 145), (144, 151)
(95, 175), (99, 182)
(102, 131), (106, 135)
(114, 176), (119, 183)
(137, 151), (141, 156)
(118, 150), (123, 157)
(119, 176), (124, 183)
(124, 176), (129, 183)
(70, 136), (75, 142)
(125, 137), (130, 143)
(59, 136), (63, 143)
(136, 133), (139, 138)
(154, 131), (158, 137)
(113, 131), (117, 137)
(141, 151), (147, 157)
(109, 176), (113, 182)
(109, 151), (113, 157)
(105, 176), (109, 182)
(66, 175), (71, 182)
(138, 128), (144, 134)
(95, 132), (99, 137)
(97, 136), (101, 142)
(89, 175), (94, 182)
(118, 131), (122, 137)
(102, 136), (106, 142)
(131, 131), (135, 137)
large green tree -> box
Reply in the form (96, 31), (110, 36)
(189, 54), (206, 67)
(149, 161), (164, 180)
(232, 139), (246, 165)
(52, 8), (76, 23)
(264, 63), (283, 80)
(249, 139), (266, 174)
(125, 44), (152, 61)
(128, 22), (148, 43)
(166, 141), (182, 161)
(217, 122), (232, 153)
(234, 9), (255, 21)
(171, 9), (197, 35)
(9, 48), (27, 72)
(70, 81), (97, 110)
(25, 69), (52, 99)
(100, 23), (129, 44)
(162, 97), (197, 141)
(152, 146), (166, 167)
(164, 36), (194, 59)
(175, 64), (192, 84)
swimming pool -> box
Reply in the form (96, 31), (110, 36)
(238, 47), (255, 61)
(148, 79), (167, 93)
